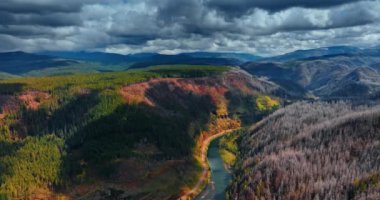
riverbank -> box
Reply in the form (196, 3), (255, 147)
(219, 130), (242, 170)
(179, 129), (237, 200)
(195, 137), (233, 200)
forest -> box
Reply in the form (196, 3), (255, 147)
(0, 65), (277, 199)
(1, 1), (380, 199)
(227, 101), (380, 200)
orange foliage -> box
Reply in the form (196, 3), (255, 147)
(18, 91), (50, 110)
(120, 77), (228, 108)
(197, 117), (241, 151)
(121, 76), (242, 151)
(204, 118), (240, 136)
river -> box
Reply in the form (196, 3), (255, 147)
(195, 137), (232, 200)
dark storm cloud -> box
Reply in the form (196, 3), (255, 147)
(157, 0), (203, 23)
(103, 0), (380, 55)
(0, 12), (81, 27)
(117, 35), (156, 45)
(260, 4), (378, 35)
(0, 0), (95, 14)
(0, 0), (379, 55)
(0, 0), (85, 38)
(147, 0), (378, 38)
(0, 25), (51, 37)
(0, 0), (87, 46)
(206, 0), (365, 17)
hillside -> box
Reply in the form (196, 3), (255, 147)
(0, 51), (82, 75)
(0, 51), (123, 77)
(261, 46), (363, 62)
(228, 101), (380, 200)
(0, 65), (279, 199)
(42, 51), (257, 68)
(181, 52), (261, 62)
(0, 51), (261, 77)
(243, 49), (380, 98)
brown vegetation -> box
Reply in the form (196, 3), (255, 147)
(18, 91), (50, 110)
(228, 101), (380, 200)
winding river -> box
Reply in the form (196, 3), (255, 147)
(195, 138), (232, 200)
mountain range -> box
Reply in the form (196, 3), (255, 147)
(0, 51), (259, 76)
(2, 46), (380, 99)
(243, 47), (380, 98)
(1, 47), (380, 199)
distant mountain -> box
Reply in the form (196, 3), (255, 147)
(316, 67), (380, 97)
(0, 51), (81, 74)
(40, 51), (137, 64)
(362, 47), (380, 57)
(40, 51), (259, 68)
(127, 54), (242, 69)
(243, 48), (380, 98)
(39, 51), (165, 65)
(263, 46), (362, 62)
(3, 47), (380, 91)
(0, 51), (261, 77)
(180, 52), (260, 62)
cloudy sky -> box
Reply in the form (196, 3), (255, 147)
(1, 0), (380, 56)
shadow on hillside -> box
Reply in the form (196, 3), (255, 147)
(0, 83), (26, 95)
(0, 140), (22, 182)
(144, 81), (215, 117)
(225, 91), (264, 125)
(21, 91), (101, 137)
(0, 140), (21, 157)
(47, 91), (101, 138)
(64, 83), (217, 178)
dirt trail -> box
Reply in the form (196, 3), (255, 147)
(179, 129), (237, 200)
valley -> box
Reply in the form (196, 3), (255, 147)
(1, 46), (380, 200)
(182, 129), (237, 200)
(195, 137), (231, 200)
(0, 64), (279, 199)
(2, 1), (380, 199)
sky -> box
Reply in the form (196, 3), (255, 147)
(0, 0), (380, 56)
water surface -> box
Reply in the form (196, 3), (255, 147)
(196, 138), (231, 200)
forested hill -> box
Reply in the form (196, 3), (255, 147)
(228, 101), (380, 200)
(0, 65), (279, 199)
(0, 51), (261, 77)
(242, 46), (380, 99)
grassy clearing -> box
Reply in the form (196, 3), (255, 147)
(219, 129), (244, 168)
(255, 95), (280, 111)
(220, 149), (236, 168)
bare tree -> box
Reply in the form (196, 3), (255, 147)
(228, 101), (380, 200)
